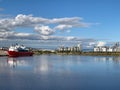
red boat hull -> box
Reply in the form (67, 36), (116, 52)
(7, 51), (34, 57)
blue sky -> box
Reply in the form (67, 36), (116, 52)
(0, 0), (120, 48)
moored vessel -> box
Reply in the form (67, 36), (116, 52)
(7, 44), (34, 57)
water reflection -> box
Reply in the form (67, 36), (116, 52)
(6, 57), (33, 71)
(7, 58), (17, 68)
(34, 58), (50, 73)
(1, 55), (120, 90)
(33, 55), (82, 74)
(4, 56), (120, 72)
(94, 56), (120, 64)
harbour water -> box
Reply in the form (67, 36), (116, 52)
(0, 55), (120, 90)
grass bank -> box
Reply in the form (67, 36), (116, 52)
(33, 50), (120, 56)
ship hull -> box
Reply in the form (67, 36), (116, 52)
(7, 51), (34, 57)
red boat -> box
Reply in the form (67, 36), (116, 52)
(7, 44), (34, 57)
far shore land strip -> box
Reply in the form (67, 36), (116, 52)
(1, 49), (120, 56)
(1, 42), (120, 56)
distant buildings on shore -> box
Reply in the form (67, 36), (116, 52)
(1, 42), (120, 53)
(57, 42), (120, 53)
(57, 44), (82, 52)
(94, 42), (120, 52)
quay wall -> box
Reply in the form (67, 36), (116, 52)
(0, 50), (8, 56)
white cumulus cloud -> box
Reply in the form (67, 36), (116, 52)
(35, 25), (54, 36)
(54, 24), (72, 30)
(97, 41), (106, 47)
(0, 14), (94, 41)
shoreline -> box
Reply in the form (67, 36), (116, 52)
(2, 50), (120, 56)
(33, 50), (120, 56)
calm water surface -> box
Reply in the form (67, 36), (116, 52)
(0, 55), (120, 90)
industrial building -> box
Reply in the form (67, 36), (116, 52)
(57, 44), (82, 52)
(94, 42), (120, 52)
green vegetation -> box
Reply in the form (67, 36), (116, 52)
(1, 49), (120, 56)
(33, 50), (120, 56)
(33, 50), (56, 55)
(81, 52), (120, 56)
